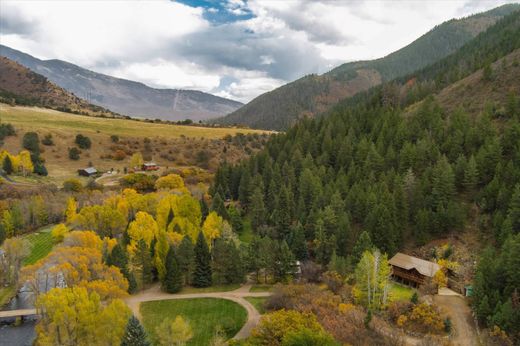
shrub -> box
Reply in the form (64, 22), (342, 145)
(110, 135), (119, 143)
(63, 178), (83, 192)
(42, 134), (54, 146)
(113, 149), (126, 161)
(0, 123), (15, 140)
(75, 134), (91, 149)
(120, 173), (157, 192)
(68, 147), (81, 160)
(155, 174), (185, 191)
(23, 132), (40, 153)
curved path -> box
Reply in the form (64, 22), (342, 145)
(125, 284), (271, 340)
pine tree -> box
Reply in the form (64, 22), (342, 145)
(463, 155), (479, 191)
(289, 222), (308, 261)
(121, 315), (151, 346)
(0, 222), (5, 246)
(163, 248), (183, 293)
(133, 239), (153, 289)
(200, 199), (209, 220)
(352, 231), (373, 263)
(192, 231), (212, 287)
(166, 208), (175, 231)
(2, 156), (13, 175)
(210, 192), (229, 220)
(177, 235), (194, 285)
(250, 187), (266, 231)
(274, 240), (295, 282)
(508, 184), (520, 232)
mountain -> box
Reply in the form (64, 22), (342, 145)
(217, 4), (520, 130)
(0, 45), (243, 122)
(0, 56), (116, 117)
(212, 9), (520, 342)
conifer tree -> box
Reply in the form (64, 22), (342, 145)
(200, 198), (209, 221)
(508, 184), (520, 232)
(2, 156), (13, 175)
(289, 222), (308, 261)
(352, 231), (373, 263)
(210, 192), (229, 220)
(163, 247), (183, 293)
(463, 155), (479, 191)
(0, 222), (5, 246)
(177, 235), (194, 285)
(250, 187), (266, 231)
(166, 208), (175, 231)
(121, 316), (151, 346)
(192, 231), (212, 287)
(133, 239), (153, 289)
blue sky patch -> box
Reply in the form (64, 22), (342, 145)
(175, 0), (254, 24)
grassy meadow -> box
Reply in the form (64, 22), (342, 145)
(23, 225), (55, 265)
(140, 298), (247, 345)
(0, 104), (269, 139)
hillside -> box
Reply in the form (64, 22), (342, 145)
(211, 8), (520, 343)
(0, 104), (270, 184)
(217, 4), (519, 130)
(0, 57), (116, 117)
(0, 45), (243, 122)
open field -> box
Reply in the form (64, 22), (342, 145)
(0, 104), (269, 139)
(22, 225), (55, 265)
(140, 298), (247, 345)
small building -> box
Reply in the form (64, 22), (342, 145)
(389, 252), (440, 287)
(142, 162), (159, 171)
(77, 167), (98, 177)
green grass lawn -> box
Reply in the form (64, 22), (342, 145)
(140, 298), (247, 345)
(0, 285), (15, 307)
(388, 282), (415, 302)
(23, 225), (55, 266)
(179, 284), (240, 294)
(245, 297), (268, 314)
(249, 285), (273, 292)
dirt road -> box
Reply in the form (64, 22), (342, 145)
(125, 284), (271, 340)
(434, 294), (479, 346)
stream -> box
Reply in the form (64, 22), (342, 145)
(0, 287), (37, 346)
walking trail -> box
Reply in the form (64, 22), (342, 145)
(125, 284), (271, 340)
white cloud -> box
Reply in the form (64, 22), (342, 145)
(0, 0), (517, 103)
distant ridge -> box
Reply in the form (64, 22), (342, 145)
(216, 4), (520, 130)
(0, 45), (243, 122)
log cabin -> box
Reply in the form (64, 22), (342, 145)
(389, 252), (440, 287)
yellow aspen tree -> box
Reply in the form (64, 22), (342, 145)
(65, 197), (77, 224)
(18, 150), (33, 176)
(128, 211), (158, 247)
(202, 211), (224, 247)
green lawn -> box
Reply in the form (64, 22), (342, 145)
(140, 298), (247, 345)
(0, 285), (15, 307)
(388, 282), (415, 302)
(245, 297), (268, 314)
(238, 218), (253, 243)
(179, 284), (240, 294)
(249, 285), (273, 292)
(23, 225), (55, 265)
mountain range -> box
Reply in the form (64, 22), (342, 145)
(216, 3), (520, 130)
(0, 45), (243, 122)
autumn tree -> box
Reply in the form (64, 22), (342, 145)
(36, 287), (131, 345)
(155, 174), (187, 192)
(1, 237), (30, 284)
(65, 197), (77, 224)
(155, 316), (193, 346)
(51, 223), (69, 243)
(130, 152), (144, 169)
(192, 231), (212, 287)
(354, 250), (391, 310)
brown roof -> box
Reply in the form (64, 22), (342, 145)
(389, 253), (440, 278)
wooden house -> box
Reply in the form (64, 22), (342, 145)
(77, 167), (97, 177)
(389, 252), (440, 287)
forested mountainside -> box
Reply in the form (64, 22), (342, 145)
(212, 10), (520, 341)
(0, 45), (243, 122)
(217, 4), (519, 130)
(0, 56), (117, 117)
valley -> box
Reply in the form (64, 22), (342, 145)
(0, 3), (519, 346)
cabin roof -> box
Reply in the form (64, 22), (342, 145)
(389, 252), (440, 278)
(80, 167), (97, 174)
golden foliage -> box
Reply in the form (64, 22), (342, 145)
(155, 315), (193, 346)
(50, 224), (69, 243)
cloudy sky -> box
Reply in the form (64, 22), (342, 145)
(0, 0), (516, 102)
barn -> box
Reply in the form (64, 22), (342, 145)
(389, 252), (440, 287)
(77, 167), (98, 177)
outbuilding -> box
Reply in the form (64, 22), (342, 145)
(142, 162), (160, 171)
(78, 167), (98, 177)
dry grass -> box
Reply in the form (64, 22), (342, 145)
(0, 105), (270, 184)
(0, 104), (270, 139)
